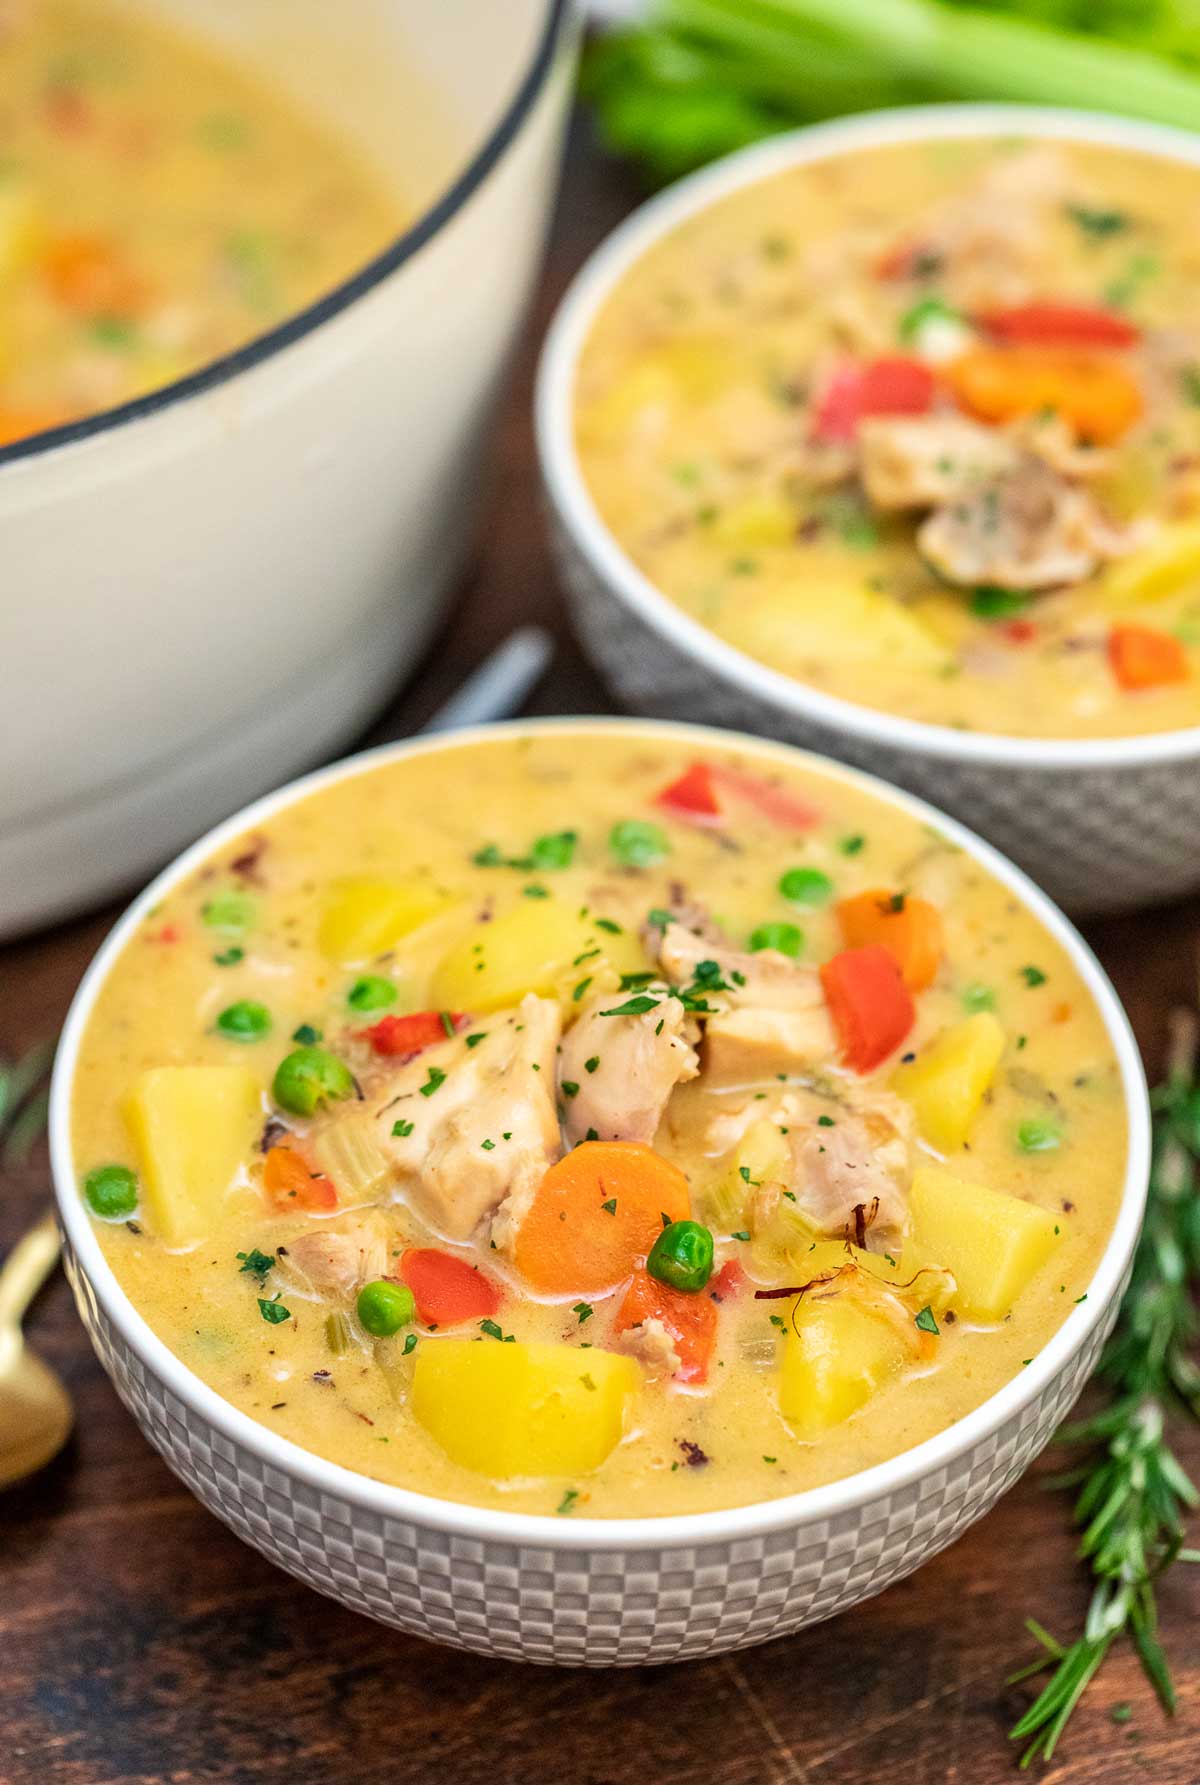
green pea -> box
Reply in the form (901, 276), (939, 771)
(1018, 1117), (1062, 1154)
(647, 1219), (714, 1294)
(83, 1164), (138, 1221)
(272, 1046), (355, 1116)
(347, 975), (396, 1013)
(215, 999), (271, 1042)
(778, 867), (833, 908)
(961, 982), (996, 1014)
(609, 819), (670, 869)
(202, 890), (256, 933)
(357, 1279), (416, 1337)
(749, 921), (803, 957)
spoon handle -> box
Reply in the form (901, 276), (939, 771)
(0, 1213), (61, 1328)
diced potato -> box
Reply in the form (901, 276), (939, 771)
(908, 1164), (1060, 1322)
(1099, 523), (1200, 610)
(711, 492), (796, 549)
(411, 1339), (641, 1478)
(778, 1288), (910, 1440)
(0, 180), (39, 282)
(124, 1066), (261, 1246)
(318, 876), (452, 964)
(892, 1012), (1005, 1152)
(724, 581), (948, 671)
(431, 896), (648, 1015)
(577, 338), (741, 443)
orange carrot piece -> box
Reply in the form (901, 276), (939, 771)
(947, 345), (1141, 445)
(42, 233), (147, 317)
(263, 1144), (337, 1212)
(613, 1266), (718, 1384)
(1108, 623), (1188, 691)
(835, 889), (943, 992)
(399, 1248), (501, 1325)
(820, 946), (915, 1074)
(512, 1141), (691, 1296)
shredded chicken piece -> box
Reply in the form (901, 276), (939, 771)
(281, 1210), (392, 1299)
(788, 1094), (915, 1251)
(1012, 412), (1114, 481)
(921, 146), (1069, 311)
(657, 921), (824, 1014)
(703, 1006), (836, 1089)
(859, 415), (1019, 511)
(558, 984), (698, 1145)
(918, 456), (1128, 590)
(374, 994), (562, 1243)
(615, 1316), (680, 1380)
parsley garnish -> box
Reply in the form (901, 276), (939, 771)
(573, 1301), (594, 1325)
(258, 1296), (291, 1324)
(465, 1032), (487, 1049)
(593, 917), (622, 934)
(291, 1023), (321, 1045)
(403, 1333), (418, 1356)
(915, 1305), (940, 1335)
(585, 1055), (600, 1074)
(838, 834), (865, 856)
(213, 946), (244, 966)
(600, 995), (661, 1016)
(419, 1066), (447, 1097)
(392, 1118), (414, 1138)
(481, 1138), (496, 1151)
(479, 1318), (514, 1342)
(237, 1248), (275, 1282)
(1021, 964), (1048, 987)
(561, 1081), (580, 1099)
(557, 1488), (580, 1516)
(600, 1198), (617, 1215)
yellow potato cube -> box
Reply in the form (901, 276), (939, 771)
(778, 1289), (910, 1440)
(1099, 522), (1200, 609)
(0, 180), (39, 282)
(318, 876), (451, 964)
(431, 897), (647, 1015)
(411, 1339), (640, 1478)
(725, 580), (948, 671)
(909, 1164), (1060, 1322)
(711, 493), (797, 550)
(124, 1066), (261, 1246)
(892, 1012), (1005, 1152)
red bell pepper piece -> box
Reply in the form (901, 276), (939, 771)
(819, 945), (916, 1074)
(655, 762), (723, 822)
(1108, 623), (1188, 692)
(613, 1266), (718, 1384)
(813, 357), (936, 442)
(399, 1248), (501, 1326)
(980, 302), (1139, 350)
(362, 1010), (465, 1056)
(710, 764), (820, 831)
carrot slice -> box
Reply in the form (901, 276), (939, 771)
(820, 946), (915, 1074)
(1108, 623), (1188, 691)
(835, 890), (943, 992)
(362, 1010), (464, 1056)
(263, 1144), (337, 1212)
(613, 1266), (718, 1384)
(980, 302), (1139, 349)
(400, 1248), (501, 1325)
(655, 762), (723, 822)
(42, 233), (147, 317)
(513, 1141), (691, 1295)
(947, 345), (1141, 445)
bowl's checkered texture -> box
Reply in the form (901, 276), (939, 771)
(62, 1229), (1122, 1665)
(554, 526), (1200, 917)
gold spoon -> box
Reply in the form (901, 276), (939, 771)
(0, 1213), (72, 1488)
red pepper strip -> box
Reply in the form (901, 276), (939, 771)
(655, 762), (723, 823)
(819, 945), (916, 1074)
(812, 357), (936, 442)
(1108, 624), (1189, 692)
(1001, 619), (1037, 645)
(980, 302), (1139, 350)
(613, 1266), (718, 1384)
(362, 1010), (465, 1056)
(399, 1248), (501, 1325)
(710, 764), (820, 831)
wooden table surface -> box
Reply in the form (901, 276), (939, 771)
(4, 120), (1199, 1785)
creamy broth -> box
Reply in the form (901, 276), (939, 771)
(0, 0), (403, 441)
(72, 733), (1126, 1517)
(576, 137), (1200, 740)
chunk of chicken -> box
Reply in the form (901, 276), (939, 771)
(704, 1006), (836, 1088)
(918, 456), (1125, 590)
(280, 1209), (392, 1299)
(657, 922), (822, 1014)
(859, 415), (1019, 512)
(788, 1094), (915, 1251)
(921, 147), (1068, 312)
(615, 1315), (680, 1380)
(558, 985), (699, 1145)
(373, 994), (562, 1243)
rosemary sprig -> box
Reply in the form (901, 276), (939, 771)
(1008, 1008), (1200, 1765)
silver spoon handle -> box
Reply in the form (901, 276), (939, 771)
(0, 1213), (61, 1328)
(420, 627), (553, 733)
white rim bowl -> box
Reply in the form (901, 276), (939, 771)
(536, 103), (1200, 771)
(50, 716), (1151, 1551)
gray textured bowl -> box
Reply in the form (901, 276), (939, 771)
(536, 105), (1200, 915)
(50, 719), (1150, 1663)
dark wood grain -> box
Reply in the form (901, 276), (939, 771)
(3, 117), (1199, 1785)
